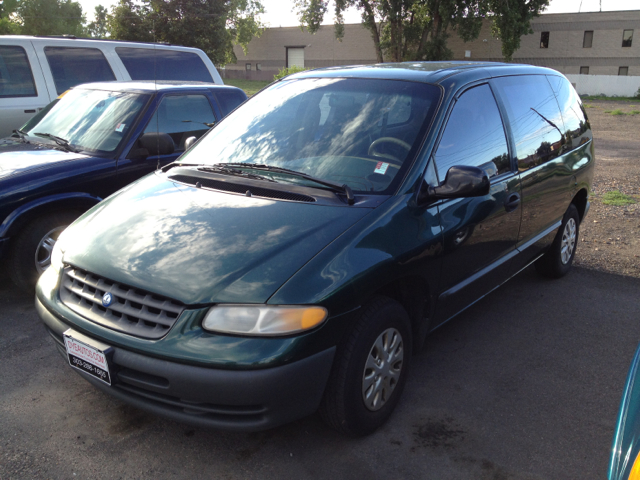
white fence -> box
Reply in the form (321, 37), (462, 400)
(565, 74), (640, 97)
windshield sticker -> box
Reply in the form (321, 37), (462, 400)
(374, 162), (389, 175)
(115, 123), (126, 133)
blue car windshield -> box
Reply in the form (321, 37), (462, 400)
(23, 88), (148, 154)
(182, 78), (440, 193)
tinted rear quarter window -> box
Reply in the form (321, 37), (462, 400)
(44, 47), (116, 95)
(546, 75), (592, 152)
(214, 88), (247, 116)
(493, 75), (564, 171)
(0, 46), (37, 98)
(116, 48), (213, 83)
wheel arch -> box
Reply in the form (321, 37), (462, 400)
(368, 275), (433, 354)
(571, 188), (589, 223)
(0, 192), (101, 239)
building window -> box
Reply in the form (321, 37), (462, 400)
(256, 63), (262, 71)
(540, 31), (549, 48)
(619, 66), (629, 76)
(583, 31), (593, 48)
(245, 63), (251, 71)
(622, 30), (633, 47)
(580, 66), (589, 75)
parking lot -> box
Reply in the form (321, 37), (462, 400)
(2, 265), (640, 479)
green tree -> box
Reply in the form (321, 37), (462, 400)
(0, 0), (21, 34)
(107, 0), (153, 42)
(296, 0), (548, 62)
(488, 0), (549, 61)
(107, 0), (265, 66)
(16, 0), (85, 36)
(87, 4), (110, 38)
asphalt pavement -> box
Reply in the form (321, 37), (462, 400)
(1, 265), (639, 479)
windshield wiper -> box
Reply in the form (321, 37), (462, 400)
(160, 162), (276, 183)
(198, 165), (277, 183)
(11, 129), (30, 142)
(219, 163), (355, 205)
(34, 132), (79, 153)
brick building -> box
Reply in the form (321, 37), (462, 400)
(224, 10), (640, 80)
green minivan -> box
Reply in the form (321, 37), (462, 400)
(36, 62), (594, 435)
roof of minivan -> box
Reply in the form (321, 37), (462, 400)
(290, 61), (562, 84)
(73, 81), (238, 94)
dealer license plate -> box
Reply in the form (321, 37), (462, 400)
(63, 330), (112, 386)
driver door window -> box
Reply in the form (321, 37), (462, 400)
(144, 94), (216, 151)
(434, 84), (510, 181)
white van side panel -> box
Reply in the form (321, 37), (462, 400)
(0, 39), (53, 138)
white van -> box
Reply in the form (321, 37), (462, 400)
(0, 36), (223, 138)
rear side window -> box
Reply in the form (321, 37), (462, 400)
(493, 75), (564, 171)
(44, 47), (116, 95)
(0, 46), (37, 98)
(546, 75), (592, 153)
(214, 89), (247, 116)
(144, 94), (215, 150)
(434, 84), (510, 180)
(116, 48), (213, 83)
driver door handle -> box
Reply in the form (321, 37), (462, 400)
(504, 193), (520, 212)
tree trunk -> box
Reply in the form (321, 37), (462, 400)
(361, 0), (384, 62)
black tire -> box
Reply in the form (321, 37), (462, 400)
(9, 211), (78, 291)
(319, 296), (412, 436)
(535, 203), (580, 279)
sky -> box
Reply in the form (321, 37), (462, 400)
(78, 0), (639, 24)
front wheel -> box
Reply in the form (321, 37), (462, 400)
(535, 203), (580, 279)
(9, 211), (78, 291)
(319, 297), (412, 436)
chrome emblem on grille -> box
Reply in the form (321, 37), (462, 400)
(102, 292), (113, 307)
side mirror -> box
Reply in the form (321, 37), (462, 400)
(184, 136), (197, 151)
(137, 132), (175, 157)
(427, 165), (490, 200)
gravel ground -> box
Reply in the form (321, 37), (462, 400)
(574, 100), (640, 278)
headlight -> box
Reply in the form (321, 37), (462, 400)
(50, 232), (66, 274)
(202, 305), (328, 336)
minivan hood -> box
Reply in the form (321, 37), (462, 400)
(0, 139), (86, 178)
(64, 172), (372, 305)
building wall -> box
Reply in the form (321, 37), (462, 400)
(224, 24), (378, 81)
(222, 10), (640, 80)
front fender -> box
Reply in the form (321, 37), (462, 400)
(0, 192), (101, 238)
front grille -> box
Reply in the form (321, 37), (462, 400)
(169, 174), (317, 203)
(60, 266), (184, 339)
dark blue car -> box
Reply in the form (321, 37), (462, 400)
(0, 81), (247, 290)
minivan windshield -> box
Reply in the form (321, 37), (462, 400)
(181, 78), (440, 193)
(23, 88), (148, 154)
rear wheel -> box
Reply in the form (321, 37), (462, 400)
(9, 211), (78, 291)
(535, 203), (580, 279)
(319, 297), (412, 436)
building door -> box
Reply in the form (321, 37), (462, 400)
(287, 47), (305, 68)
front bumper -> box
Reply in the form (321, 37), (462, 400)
(36, 295), (336, 432)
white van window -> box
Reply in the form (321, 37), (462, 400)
(44, 47), (116, 95)
(0, 46), (37, 98)
(116, 48), (213, 83)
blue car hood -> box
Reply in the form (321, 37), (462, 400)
(63, 172), (371, 305)
(0, 139), (86, 179)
